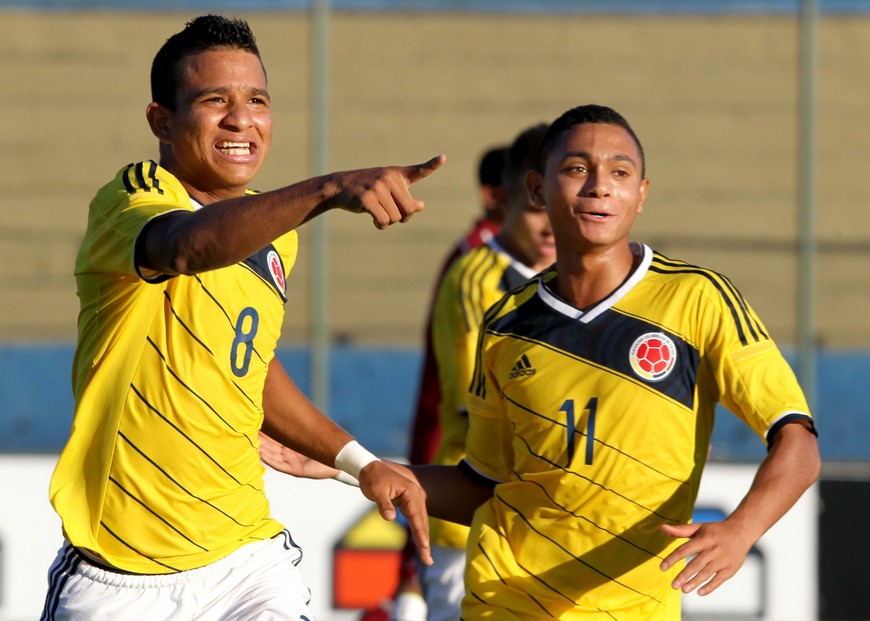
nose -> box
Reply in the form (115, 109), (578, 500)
(585, 170), (610, 197)
(222, 98), (253, 130)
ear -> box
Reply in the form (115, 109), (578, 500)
(526, 169), (545, 209)
(146, 102), (173, 144)
(636, 178), (650, 214)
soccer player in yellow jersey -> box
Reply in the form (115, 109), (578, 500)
(400, 104), (820, 620)
(41, 15), (443, 621)
(419, 123), (555, 621)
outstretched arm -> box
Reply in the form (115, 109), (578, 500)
(660, 421), (820, 596)
(260, 358), (433, 566)
(140, 154), (446, 275)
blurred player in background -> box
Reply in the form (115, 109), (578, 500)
(407, 144), (510, 470)
(416, 122), (554, 621)
(398, 104), (821, 620)
(358, 145), (511, 621)
(41, 14), (442, 621)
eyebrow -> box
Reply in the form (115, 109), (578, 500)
(190, 86), (271, 100)
(563, 151), (638, 168)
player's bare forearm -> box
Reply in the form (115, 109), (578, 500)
(140, 155), (445, 275)
(390, 462), (494, 526)
(725, 421), (820, 541)
(261, 359), (355, 467)
(661, 421), (820, 595)
(261, 360), (431, 561)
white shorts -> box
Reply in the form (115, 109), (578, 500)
(40, 531), (316, 621)
(418, 544), (466, 621)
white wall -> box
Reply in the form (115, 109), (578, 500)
(683, 464), (819, 620)
(0, 456), (817, 621)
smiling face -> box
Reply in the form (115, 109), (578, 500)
(146, 47), (272, 202)
(529, 122), (649, 258)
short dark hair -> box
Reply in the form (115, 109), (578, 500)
(504, 123), (549, 191)
(477, 145), (509, 188)
(151, 15), (262, 109)
(538, 104), (645, 177)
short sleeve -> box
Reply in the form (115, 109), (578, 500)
(78, 162), (191, 276)
(702, 282), (812, 444)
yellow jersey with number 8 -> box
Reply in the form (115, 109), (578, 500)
(49, 161), (296, 574)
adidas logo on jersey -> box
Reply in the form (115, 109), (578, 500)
(509, 354), (536, 379)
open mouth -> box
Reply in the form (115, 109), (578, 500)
(579, 210), (610, 219)
(216, 141), (253, 156)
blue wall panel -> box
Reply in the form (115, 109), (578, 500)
(0, 345), (866, 463)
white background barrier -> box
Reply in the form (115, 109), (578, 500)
(0, 456), (817, 621)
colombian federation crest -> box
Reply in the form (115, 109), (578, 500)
(629, 332), (677, 382)
(266, 250), (286, 294)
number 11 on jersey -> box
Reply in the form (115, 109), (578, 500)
(560, 398), (598, 466)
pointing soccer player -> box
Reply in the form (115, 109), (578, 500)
(40, 15), (441, 621)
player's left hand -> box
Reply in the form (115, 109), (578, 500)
(659, 520), (755, 596)
(258, 431), (340, 479)
(358, 461), (432, 566)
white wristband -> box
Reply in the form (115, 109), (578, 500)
(333, 470), (361, 487)
(334, 440), (380, 480)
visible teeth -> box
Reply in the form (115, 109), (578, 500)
(217, 141), (251, 155)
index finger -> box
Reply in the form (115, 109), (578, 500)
(394, 493), (432, 566)
(404, 153), (446, 184)
(405, 510), (432, 566)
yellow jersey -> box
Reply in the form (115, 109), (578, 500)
(49, 161), (297, 573)
(430, 239), (539, 549)
(462, 243), (813, 620)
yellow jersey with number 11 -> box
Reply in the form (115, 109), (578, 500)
(462, 242), (814, 620)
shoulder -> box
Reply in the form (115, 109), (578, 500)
(480, 268), (545, 327)
(116, 161), (186, 198)
(644, 248), (770, 346)
(94, 161), (189, 211)
(444, 243), (501, 286)
(646, 249), (744, 301)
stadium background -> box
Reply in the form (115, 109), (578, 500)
(0, 1), (868, 619)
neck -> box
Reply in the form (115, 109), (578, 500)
(159, 154), (247, 206)
(553, 242), (639, 309)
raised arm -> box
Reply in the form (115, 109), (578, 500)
(659, 421), (820, 595)
(139, 155), (445, 275)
